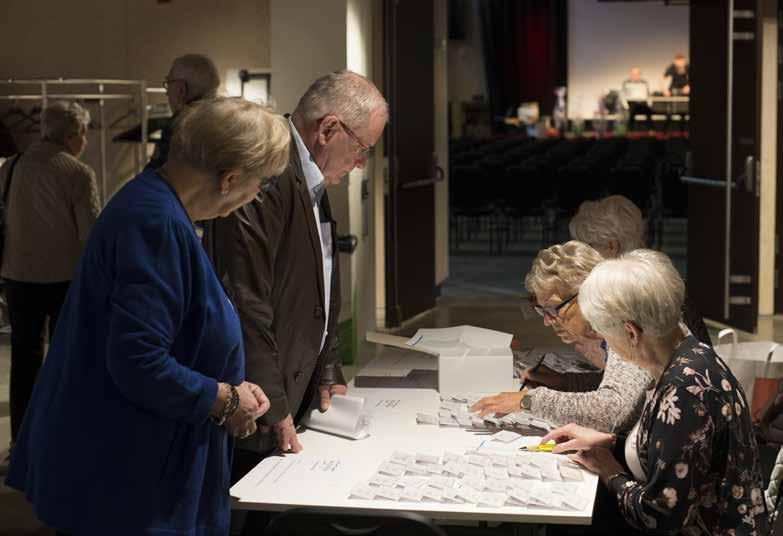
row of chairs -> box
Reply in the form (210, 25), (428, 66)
(449, 137), (690, 254)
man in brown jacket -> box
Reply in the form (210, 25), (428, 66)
(204, 71), (387, 486)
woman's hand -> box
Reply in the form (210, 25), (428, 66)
(469, 391), (526, 417)
(539, 422), (615, 454)
(224, 382), (270, 439)
(569, 447), (625, 485)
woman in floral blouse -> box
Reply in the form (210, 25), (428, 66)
(543, 249), (768, 535)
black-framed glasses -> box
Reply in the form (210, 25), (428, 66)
(533, 293), (578, 320)
(337, 119), (374, 159)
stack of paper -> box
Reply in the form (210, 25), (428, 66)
(305, 394), (371, 440)
(347, 448), (590, 510)
(416, 394), (555, 434)
(406, 326), (513, 357)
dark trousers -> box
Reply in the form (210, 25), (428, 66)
(5, 280), (69, 442)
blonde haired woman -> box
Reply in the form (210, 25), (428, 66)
(470, 241), (652, 434)
(7, 98), (290, 535)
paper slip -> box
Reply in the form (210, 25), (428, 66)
(422, 486), (444, 502)
(391, 451), (415, 464)
(416, 413), (438, 425)
(400, 487), (424, 502)
(484, 477), (509, 492)
(443, 451), (462, 464)
(305, 394), (370, 439)
(456, 486), (481, 504)
(507, 465), (523, 478)
(485, 466), (509, 480)
(508, 487), (532, 505)
(559, 466), (584, 481)
(349, 483), (376, 500)
(540, 465), (563, 482)
(427, 464), (445, 475)
(441, 394), (468, 403)
(428, 475), (457, 490)
(379, 462), (405, 477)
(479, 491), (509, 508)
(468, 454), (492, 467)
(461, 463), (484, 477)
(491, 454), (511, 467)
(527, 488), (563, 508)
(416, 453), (440, 464)
(562, 494), (591, 511)
(438, 408), (453, 418)
(439, 417), (460, 428)
(461, 474), (485, 491)
(471, 416), (486, 427)
(441, 401), (467, 412)
(443, 461), (462, 476)
(375, 486), (401, 501)
(484, 416), (501, 426)
(491, 430), (522, 443)
(516, 463), (542, 480)
(398, 476), (429, 489)
(405, 462), (429, 475)
(369, 473), (399, 487)
(441, 488), (464, 503)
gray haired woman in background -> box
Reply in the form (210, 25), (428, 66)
(0, 101), (99, 465)
(569, 194), (711, 345)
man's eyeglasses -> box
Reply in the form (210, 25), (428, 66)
(162, 78), (187, 91)
(337, 119), (374, 159)
(533, 293), (578, 320)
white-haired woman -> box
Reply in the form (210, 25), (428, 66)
(7, 98), (290, 535)
(470, 241), (653, 434)
(0, 101), (99, 457)
(569, 194), (711, 345)
(542, 250), (767, 534)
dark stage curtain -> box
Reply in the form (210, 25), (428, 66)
(479, 0), (568, 125)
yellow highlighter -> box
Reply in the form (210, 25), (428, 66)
(521, 442), (555, 453)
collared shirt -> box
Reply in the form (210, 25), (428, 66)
(289, 118), (333, 353)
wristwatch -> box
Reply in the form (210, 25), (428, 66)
(519, 393), (532, 411)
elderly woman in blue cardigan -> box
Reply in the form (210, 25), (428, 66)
(6, 97), (291, 536)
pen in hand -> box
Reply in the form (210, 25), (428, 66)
(519, 354), (547, 391)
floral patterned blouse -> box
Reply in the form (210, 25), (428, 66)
(609, 336), (769, 535)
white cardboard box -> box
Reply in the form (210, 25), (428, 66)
(366, 327), (515, 394)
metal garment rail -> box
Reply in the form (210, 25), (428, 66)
(0, 79), (157, 204)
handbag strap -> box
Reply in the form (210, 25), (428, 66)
(3, 153), (22, 206)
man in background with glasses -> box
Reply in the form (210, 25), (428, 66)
(148, 53), (220, 169)
(203, 70), (387, 535)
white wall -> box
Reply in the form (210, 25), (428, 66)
(0, 0), (271, 196)
(567, 0), (689, 119)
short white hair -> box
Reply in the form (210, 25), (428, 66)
(578, 249), (685, 339)
(171, 54), (221, 102)
(294, 70), (388, 129)
(41, 101), (90, 144)
(569, 195), (646, 255)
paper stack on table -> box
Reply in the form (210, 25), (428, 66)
(305, 394), (371, 440)
(416, 394), (555, 435)
(348, 448), (590, 510)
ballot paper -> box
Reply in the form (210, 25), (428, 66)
(479, 491), (509, 508)
(305, 394), (371, 439)
(416, 413), (438, 425)
(349, 483), (376, 500)
(491, 430), (522, 443)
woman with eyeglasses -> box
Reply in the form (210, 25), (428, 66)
(470, 241), (653, 434)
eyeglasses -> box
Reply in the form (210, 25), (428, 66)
(162, 78), (187, 91)
(533, 293), (578, 320)
(337, 119), (374, 159)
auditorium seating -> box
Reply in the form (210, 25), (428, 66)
(449, 136), (689, 254)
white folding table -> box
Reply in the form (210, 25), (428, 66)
(231, 384), (599, 525)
